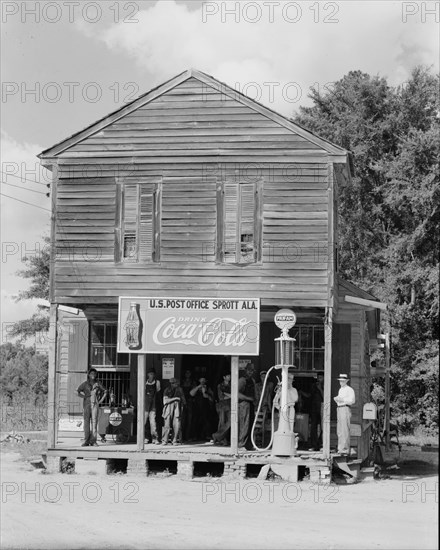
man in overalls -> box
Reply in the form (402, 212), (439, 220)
(77, 369), (106, 447)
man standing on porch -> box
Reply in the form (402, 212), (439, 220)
(77, 369), (107, 447)
(145, 369), (161, 444)
(334, 374), (356, 455)
(162, 378), (186, 445)
(237, 364), (256, 449)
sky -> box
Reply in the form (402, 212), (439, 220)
(1, 0), (439, 342)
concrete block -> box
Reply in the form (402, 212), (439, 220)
(223, 462), (245, 478)
(177, 461), (193, 479)
(75, 458), (107, 475)
(127, 458), (148, 476)
(45, 455), (61, 474)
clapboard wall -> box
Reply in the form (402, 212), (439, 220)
(44, 75), (342, 308)
(333, 280), (373, 459)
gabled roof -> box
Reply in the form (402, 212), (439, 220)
(39, 68), (348, 160)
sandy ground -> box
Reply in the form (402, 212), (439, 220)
(1, 448), (438, 550)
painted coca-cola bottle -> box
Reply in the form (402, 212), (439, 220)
(125, 302), (141, 349)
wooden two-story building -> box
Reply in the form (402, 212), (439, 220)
(39, 69), (383, 477)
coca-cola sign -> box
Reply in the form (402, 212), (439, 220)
(118, 297), (260, 355)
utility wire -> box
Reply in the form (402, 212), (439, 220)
(0, 170), (49, 187)
(2, 182), (48, 195)
(0, 192), (51, 212)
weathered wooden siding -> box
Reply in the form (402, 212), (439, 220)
(51, 77), (332, 307)
(334, 282), (372, 459)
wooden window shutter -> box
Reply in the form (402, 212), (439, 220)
(139, 186), (154, 262)
(123, 184), (139, 261)
(223, 182), (239, 263)
(117, 181), (160, 263)
(239, 183), (256, 263)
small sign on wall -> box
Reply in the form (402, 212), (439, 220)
(363, 402), (377, 420)
(58, 417), (83, 432)
(239, 359), (252, 370)
(162, 357), (175, 379)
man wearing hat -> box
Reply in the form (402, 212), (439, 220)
(334, 374), (356, 455)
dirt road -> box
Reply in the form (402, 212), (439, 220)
(1, 450), (438, 549)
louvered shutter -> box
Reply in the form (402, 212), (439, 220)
(139, 186), (154, 261)
(239, 183), (255, 263)
(123, 185), (139, 261)
(223, 183), (239, 262)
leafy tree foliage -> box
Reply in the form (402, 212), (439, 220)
(10, 235), (50, 341)
(295, 66), (439, 433)
(0, 342), (48, 404)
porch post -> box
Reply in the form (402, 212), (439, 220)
(47, 304), (58, 448)
(230, 356), (239, 454)
(323, 306), (333, 459)
(384, 333), (391, 451)
(137, 354), (146, 451)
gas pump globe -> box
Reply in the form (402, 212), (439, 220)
(272, 308), (297, 457)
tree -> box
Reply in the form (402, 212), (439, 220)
(9, 235), (50, 341)
(295, 66), (439, 433)
(0, 342), (48, 404)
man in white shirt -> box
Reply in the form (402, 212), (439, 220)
(333, 374), (355, 455)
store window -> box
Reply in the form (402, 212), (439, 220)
(291, 325), (325, 371)
(90, 322), (131, 406)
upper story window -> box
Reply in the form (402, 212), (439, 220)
(115, 180), (161, 263)
(217, 180), (263, 264)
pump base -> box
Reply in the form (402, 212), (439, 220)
(271, 431), (297, 457)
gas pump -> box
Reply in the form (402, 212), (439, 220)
(251, 309), (298, 457)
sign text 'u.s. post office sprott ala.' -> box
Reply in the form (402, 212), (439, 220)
(117, 297), (260, 355)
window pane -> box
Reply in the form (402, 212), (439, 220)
(300, 351), (313, 371)
(300, 327), (313, 349)
(91, 346), (104, 365)
(91, 324), (105, 344)
(105, 324), (117, 345)
(104, 346), (116, 366)
(314, 351), (324, 371)
(123, 235), (137, 259)
(314, 326), (324, 349)
(117, 353), (130, 366)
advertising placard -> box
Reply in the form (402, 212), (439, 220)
(117, 297), (260, 356)
(162, 357), (175, 379)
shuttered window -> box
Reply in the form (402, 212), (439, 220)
(220, 181), (262, 264)
(115, 182), (161, 263)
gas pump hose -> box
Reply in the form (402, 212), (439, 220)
(250, 366), (278, 451)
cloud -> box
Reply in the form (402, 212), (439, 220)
(90, 0), (439, 115)
(1, 131), (50, 326)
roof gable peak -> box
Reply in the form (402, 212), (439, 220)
(39, 68), (347, 159)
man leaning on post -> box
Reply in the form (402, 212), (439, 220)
(77, 368), (107, 447)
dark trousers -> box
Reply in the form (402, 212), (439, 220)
(83, 403), (99, 444)
(181, 401), (194, 441)
(310, 407), (322, 450)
